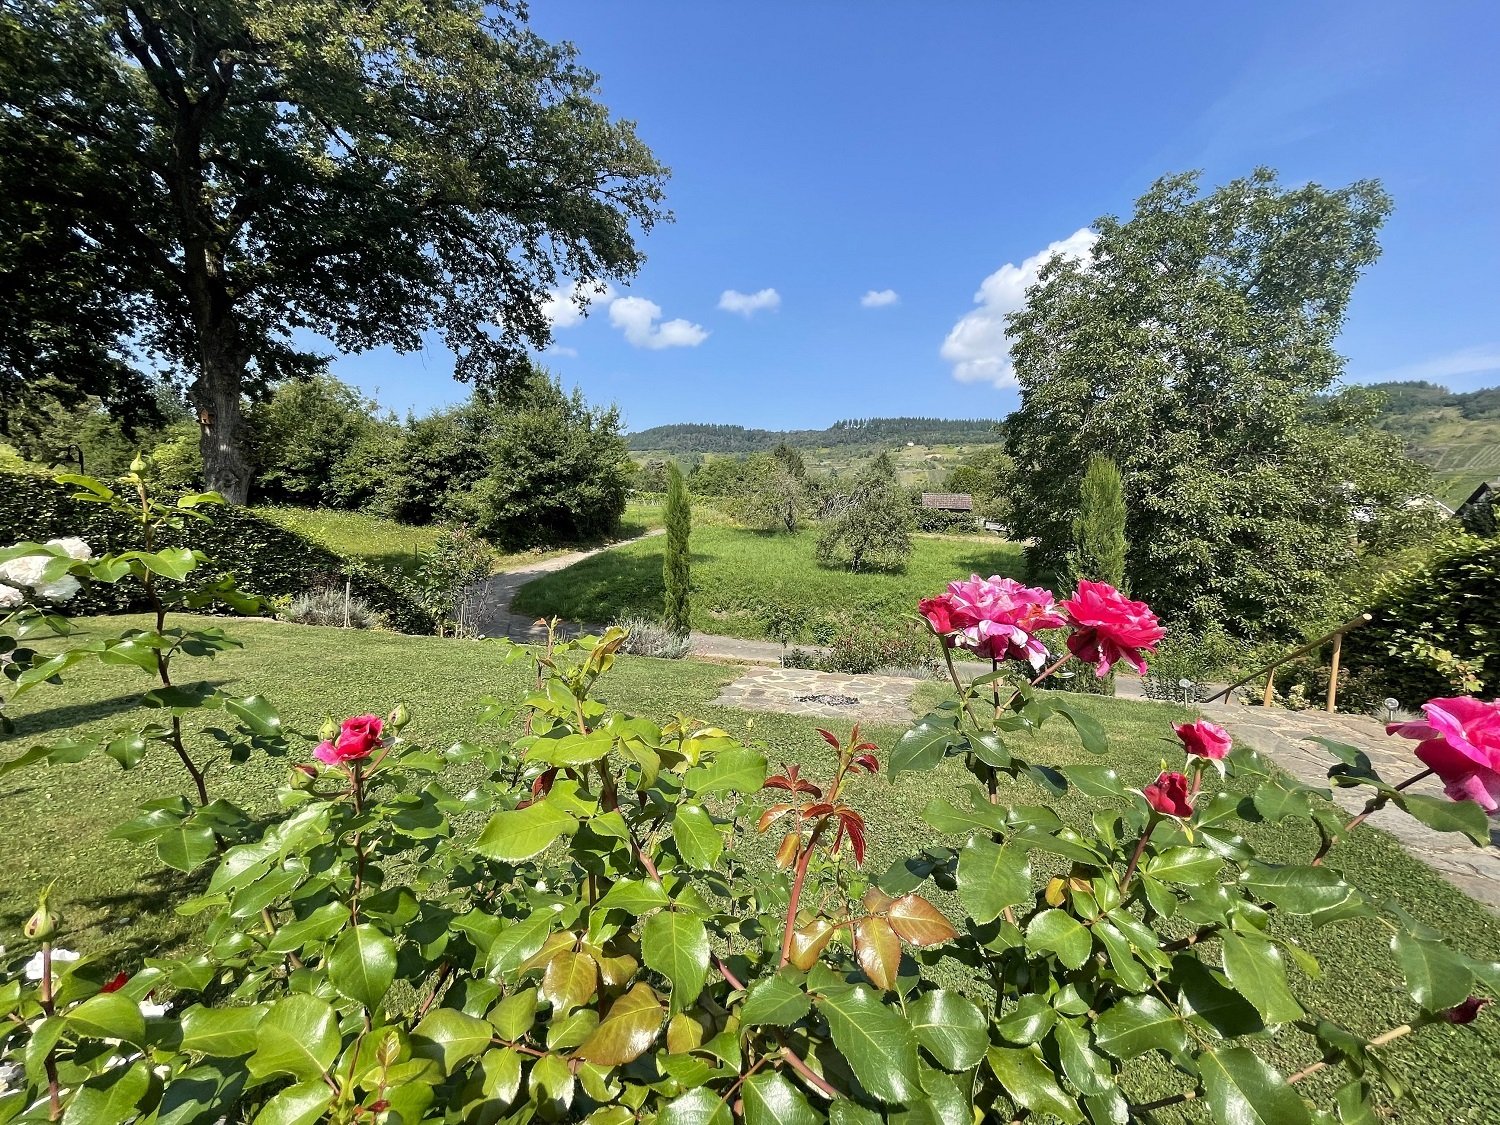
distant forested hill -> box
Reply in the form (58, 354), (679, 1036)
(628, 417), (1003, 454)
(1368, 380), (1500, 505)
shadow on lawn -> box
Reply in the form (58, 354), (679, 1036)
(4, 687), (228, 740)
(944, 545), (1028, 580)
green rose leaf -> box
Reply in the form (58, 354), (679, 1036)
(412, 1007), (494, 1074)
(1143, 846), (1223, 886)
(490, 987), (539, 1041)
(1239, 863), (1368, 924)
(575, 982), (665, 1065)
(816, 984), (920, 1104)
(65, 993), (146, 1046)
(1045, 699), (1108, 755)
(672, 806), (724, 868)
(179, 1004), (267, 1056)
(1058, 763), (1126, 797)
(1170, 956), (1264, 1039)
(595, 877), (671, 916)
(684, 748), (767, 795)
(1395, 793), (1492, 845)
(909, 990), (988, 1071)
(475, 799), (578, 862)
(1051, 1017), (1114, 1097)
(743, 1070), (820, 1125)
(1025, 909), (1092, 969)
(253, 1079), (335, 1125)
(659, 1087), (735, 1125)
(1220, 932), (1305, 1026)
(1093, 995), (1189, 1060)
(987, 1045), (1083, 1124)
(1199, 1046), (1312, 1125)
(61, 1061), (151, 1125)
(487, 907), (560, 976)
(223, 694), (282, 738)
(1392, 930), (1474, 1011)
(248, 994), (340, 1082)
(328, 923), (397, 1012)
(956, 836), (1031, 924)
(890, 715), (963, 779)
(156, 821), (219, 873)
(741, 970), (811, 1028)
(642, 911), (710, 1012)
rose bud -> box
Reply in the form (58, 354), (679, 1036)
(23, 885), (59, 941)
(389, 702), (412, 732)
(1443, 997), (1491, 1024)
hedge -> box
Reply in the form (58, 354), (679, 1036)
(0, 472), (434, 633)
(1341, 533), (1499, 705)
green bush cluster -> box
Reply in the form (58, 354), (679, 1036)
(1341, 532), (1499, 706)
(0, 471), (433, 632)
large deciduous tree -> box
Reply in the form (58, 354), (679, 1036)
(1005, 169), (1429, 639)
(0, 0), (667, 500)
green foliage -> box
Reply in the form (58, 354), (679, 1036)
(1342, 532), (1499, 703)
(3, 530), (1497, 1123)
(0, 470), (432, 631)
(247, 375), (399, 510)
(738, 449), (811, 533)
(470, 376), (632, 550)
(786, 615), (940, 677)
(416, 526), (493, 637)
(1, 0), (667, 498)
(816, 457), (915, 573)
(664, 462), (693, 636)
(1006, 169), (1431, 638)
(943, 445), (1014, 525)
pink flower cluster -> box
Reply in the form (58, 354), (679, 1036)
(920, 575), (1164, 679)
(919, 575), (1065, 669)
(314, 715), (384, 766)
(1387, 696), (1500, 814)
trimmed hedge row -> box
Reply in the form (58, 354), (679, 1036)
(1342, 533), (1498, 704)
(0, 472), (434, 633)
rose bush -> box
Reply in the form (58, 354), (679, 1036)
(0, 481), (1496, 1123)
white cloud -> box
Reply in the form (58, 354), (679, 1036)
(541, 281), (614, 330)
(1355, 344), (1500, 384)
(861, 288), (900, 308)
(544, 344), (579, 358)
(609, 296), (709, 350)
(718, 288), (781, 316)
(940, 228), (1097, 387)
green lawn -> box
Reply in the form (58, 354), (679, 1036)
(255, 501), (671, 579)
(512, 525), (1025, 641)
(2, 617), (1498, 1119)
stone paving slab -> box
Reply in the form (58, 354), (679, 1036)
(1207, 705), (1500, 911)
(712, 667), (924, 725)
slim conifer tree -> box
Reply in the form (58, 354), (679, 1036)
(1072, 454), (1128, 589)
(663, 463), (692, 636)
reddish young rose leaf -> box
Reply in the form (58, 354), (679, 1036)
(788, 920), (835, 971)
(756, 803), (794, 833)
(817, 728), (841, 749)
(862, 886), (894, 914)
(775, 831), (800, 869)
(887, 894), (959, 947)
(855, 917), (902, 991)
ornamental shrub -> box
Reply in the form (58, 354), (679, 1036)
(1, 481), (1497, 1124)
(0, 470), (432, 631)
(1341, 532), (1499, 704)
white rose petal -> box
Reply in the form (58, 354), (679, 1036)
(0, 583), (22, 609)
(0, 556), (46, 590)
(45, 537), (92, 562)
(23, 948), (81, 981)
(139, 999), (169, 1019)
(36, 575), (81, 604)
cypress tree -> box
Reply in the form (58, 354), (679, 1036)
(1072, 453), (1127, 589)
(1067, 454), (1127, 694)
(663, 462), (692, 636)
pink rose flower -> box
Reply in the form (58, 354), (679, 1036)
(314, 714), (385, 765)
(1387, 696), (1500, 813)
(1143, 771), (1193, 818)
(922, 575), (1065, 669)
(1173, 719), (1232, 761)
(1061, 580), (1165, 677)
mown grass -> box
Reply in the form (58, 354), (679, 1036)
(1, 617), (1497, 1120)
(256, 500), (671, 579)
(511, 525), (1025, 641)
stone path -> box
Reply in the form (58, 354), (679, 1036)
(712, 666), (924, 725)
(1205, 703), (1500, 910)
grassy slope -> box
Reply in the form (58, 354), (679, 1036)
(632, 442), (995, 490)
(1375, 404), (1500, 507)
(1, 617), (1498, 1118)
(511, 526), (1025, 641)
(253, 500), (669, 579)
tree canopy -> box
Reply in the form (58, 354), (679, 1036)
(1005, 169), (1429, 638)
(0, 0), (667, 499)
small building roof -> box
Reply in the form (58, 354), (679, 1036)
(921, 492), (974, 511)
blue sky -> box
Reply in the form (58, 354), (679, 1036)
(331, 1), (1500, 432)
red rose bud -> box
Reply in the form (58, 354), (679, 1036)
(1143, 771), (1194, 818)
(1173, 719), (1232, 760)
(101, 971), (129, 993)
(313, 714), (384, 765)
(1443, 996), (1491, 1024)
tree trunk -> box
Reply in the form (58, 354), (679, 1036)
(191, 337), (252, 504)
